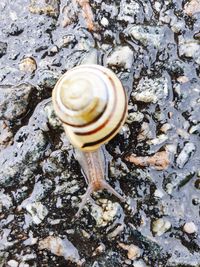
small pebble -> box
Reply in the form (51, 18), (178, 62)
(176, 143), (196, 168)
(133, 260), (147, 267)
(118, 242), (141, 260)
(183, 222), (198, 234)
(152, 218), (171, 236)
(160, 123), (172, 133)
(106, 46), (133, 69)
(92, 243), (106, 256)
(101, 17), (109, 26)
(19, 57), (37, 73)
(127, 244), (141, 260)
(7, 260), (19, 267)
(177, 76), (189, 83)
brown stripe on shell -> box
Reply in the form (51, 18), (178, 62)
(58, 99), (107, 128)
(74, 73), (117, 136)
(81, 87), (127, 149)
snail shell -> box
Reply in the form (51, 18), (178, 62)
(52, 64), (127, 151)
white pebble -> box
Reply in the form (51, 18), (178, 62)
(106, 46), (133, 69)
(152, 218), (171, 236)
(101, 17), (109, 26)
(127, 244), (141, 260)
(154, 1), (162, 12)
(7, 260), (19, 267)
(183, 222), (198, 234)
(176, 143), (195, 168)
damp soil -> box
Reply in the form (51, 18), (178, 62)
(0, 0), (200, 267)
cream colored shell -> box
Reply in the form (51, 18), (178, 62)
(52, 64), (127, 151)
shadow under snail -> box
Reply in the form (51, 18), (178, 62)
(52, 64), (128, 217)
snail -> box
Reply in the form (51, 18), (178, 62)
(52, 64), (127, 217)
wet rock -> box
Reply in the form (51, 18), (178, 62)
(0, 128), (48, 186)
(0, 190), (12, 211)
(0, 41), (7, 58)
(131, 75), (169, 104)
(6, 23), (24, 36)
(137, 122), (152, 141)
(19, 180), (52, 209)
(152, 218), (171, 236)
(179, 37), (200, 64)
(126, 111), (144, 124)
(176, 142), (196, 168)
(37, 70), (60, 90)
(177, 128), (190, 140)
(118, 242), (141, 260)
(26, 202), (48, 225)
(166, 240), (200, 266)
(0, 83), (33, 121)
(39, 236), (80, 263)
(19, 57), (37, 73)
(0, 215), (15, 228)
(90, 200), (124, 228)
(164, 171), (196, 194)
(0, 229), (16, 251)
(147, 134), (168, 146)
(183, 222), (198, 234)
(29, 0), (60, 18)
(118, 0), (143, 23)
(128, 25), (172, 49)
(23, 231), (38, 246)
(106, 46), (134, 70)
(44, 101), (62, 129)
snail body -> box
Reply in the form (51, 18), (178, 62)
(52, 64), (127, 216)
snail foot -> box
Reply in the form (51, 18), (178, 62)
(75, 181), (125, 218)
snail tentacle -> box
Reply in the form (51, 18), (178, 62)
(75, 184), (94, 218)
(100, 179), (125, 202)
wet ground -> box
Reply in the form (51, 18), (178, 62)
(0, 0), (200, 266)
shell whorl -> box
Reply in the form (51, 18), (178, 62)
(52, 64), (127, 151)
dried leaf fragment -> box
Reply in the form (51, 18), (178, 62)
(76, 0), (95, 31)
(126, 151), (170, 170)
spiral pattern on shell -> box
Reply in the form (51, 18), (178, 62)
(52, 64), (127, 151)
